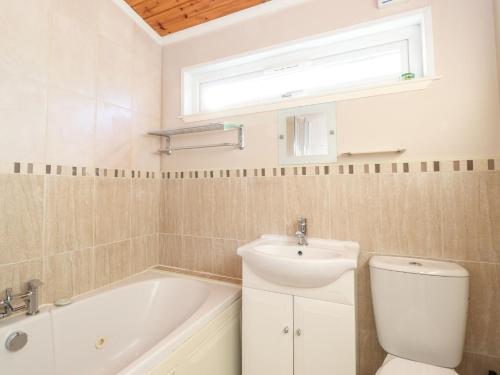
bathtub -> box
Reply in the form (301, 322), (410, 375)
(0, 269), (242, 375)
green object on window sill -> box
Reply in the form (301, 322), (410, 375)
(401, 72), (416, 80)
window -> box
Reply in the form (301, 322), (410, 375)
(182, 8), (434, 117)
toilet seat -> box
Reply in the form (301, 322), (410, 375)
(376, 356), (458, 375)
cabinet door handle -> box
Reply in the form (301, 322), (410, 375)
(282, 326), (289, 334)
(296, 328), (302, 336)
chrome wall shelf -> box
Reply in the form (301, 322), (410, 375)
(148, 123), (244, 156)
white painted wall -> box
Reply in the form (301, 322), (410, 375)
(161, 0), (500, 171)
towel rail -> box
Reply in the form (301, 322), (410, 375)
(148, 123), (244, 156)
(159, 142), (240, 155)
(340, 149), (406, 157)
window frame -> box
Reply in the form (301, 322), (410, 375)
(181, 7), (435, 118)
(198, 38), (415, 112)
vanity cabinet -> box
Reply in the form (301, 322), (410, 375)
(238, 234), (359, 375)
(242, 287), (355, 375)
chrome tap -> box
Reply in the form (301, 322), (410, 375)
(26, 279), (43, 315)
(0, 288), (14, 317)
(0, 279), (44, 319)
(295, 218), (308, 246)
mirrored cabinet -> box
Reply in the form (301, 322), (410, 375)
(278, 103), (337, 165)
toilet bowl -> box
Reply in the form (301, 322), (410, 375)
(369, 256), (469, 375)
(376, 355), (458, 375)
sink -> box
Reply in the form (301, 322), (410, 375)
(237, 235), (359, 288)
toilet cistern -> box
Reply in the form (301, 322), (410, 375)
(369, 256), (469, 375)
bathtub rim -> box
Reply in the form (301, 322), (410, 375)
(0, 268), (242, 375)
(0, 266), (241, 321)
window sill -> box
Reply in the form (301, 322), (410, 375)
(180, 76), (441, 123)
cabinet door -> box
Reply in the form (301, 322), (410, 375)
(294, 297), (356, 375)
(242, 287), (293, 375)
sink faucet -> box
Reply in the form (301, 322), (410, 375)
(295, 218), (308, 246)
(0, 279), (44, 319)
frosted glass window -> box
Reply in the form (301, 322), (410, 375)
(199, 42), (407, 112)
(182, 8), (433, 116)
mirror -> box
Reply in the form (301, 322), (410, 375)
(286, 113), (329, 157)
(278, 103), (337, 165)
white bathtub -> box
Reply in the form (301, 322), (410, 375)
(0, 270), (241, 375)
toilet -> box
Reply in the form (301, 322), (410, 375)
(369, 256), (469, 375)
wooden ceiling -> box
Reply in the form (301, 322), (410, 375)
(126, 0), (270, 36)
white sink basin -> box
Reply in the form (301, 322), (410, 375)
(237, 235), (359, 288)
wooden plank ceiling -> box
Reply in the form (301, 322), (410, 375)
(126, 0), (269, 36)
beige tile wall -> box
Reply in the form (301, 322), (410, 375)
(3, 1), (495, 373)
(0, 158), (497, 374)
(158, 167), (500, 375)
(0, 0), (162, 318)
(0, 173), (159, 305)
(0, 0), (162, 171)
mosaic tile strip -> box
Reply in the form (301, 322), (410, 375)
(161, 158), (499, 180)
(0, 162), (160, 179)
(0, 159), (498, 179)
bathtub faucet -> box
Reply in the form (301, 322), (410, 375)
(0, 279), (44, 319)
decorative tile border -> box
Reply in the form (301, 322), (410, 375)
(160, 158), (500, 180)
(1, 158), (498, 180)
(0, 162), (159, 179)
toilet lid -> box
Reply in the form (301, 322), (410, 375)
(377, 357), (458, 375)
